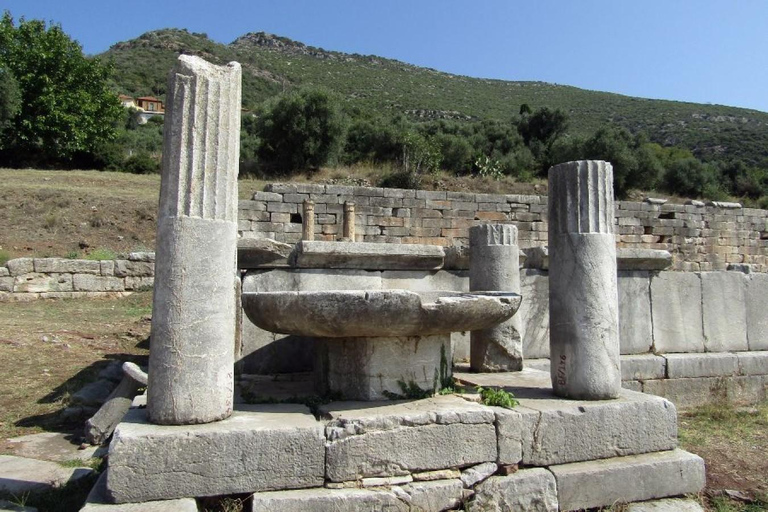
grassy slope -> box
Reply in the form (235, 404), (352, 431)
(102, 29), (768, 165)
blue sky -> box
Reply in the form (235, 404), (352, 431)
(4, 0), (767, 112)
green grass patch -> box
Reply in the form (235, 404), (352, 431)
(84, 248), (117, 261)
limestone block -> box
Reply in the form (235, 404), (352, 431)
(523, 246), (548, 270)
(618, 271), (654, 354)
(250, 488), (408, 512)
(83, 472), (198, 511)
(701, 272), (748, 352)
(0, 277), (12, 292)
(237, 237), (293, 268)
(13, 273), (72, 293)
(627, 498), (705, 512)
(520, 269), (550, 359)
(321, 396), (497, 481)
(651, 272), (705, 353)
(381, 269), (468, 293)
(400, 479), (463, 511)
(33, 258), (100, 274)
(623, 380), (643, 392)
(747, 273), (768, 350)
(127, 252), (155, 262)
(100, 260), (115, 276)
(123, 276), (154, 290)
(621, 354), (666, 381)
(0, 267), (8, 277)
(294, 240), (445, 270)
(467, 469), (558, 512)
(665, 352), (740, 378)
(298, 268), (383, 290)
(0, 455), (93, 495)
(106, 405), (325, 503)
(6, 258), (34, 276)
(113, 260), (154, 277)
(73, 274), (125, 292)
(737, 351), (768, 375)
(643, 375), (766, 408)
(460, 462), (498, 488)
(550, 449), (705, 511)
(616, 249), (673, 270)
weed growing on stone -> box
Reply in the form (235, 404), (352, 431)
(476, 386), (519, 409)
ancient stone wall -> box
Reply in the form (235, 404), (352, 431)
(239, 183), (768, 272)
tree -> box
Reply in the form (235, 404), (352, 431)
(0, 12), (122, 165)
(0, 66), (20, 137)
(517, 107), (568, 148)
(257, 87), (347, 175)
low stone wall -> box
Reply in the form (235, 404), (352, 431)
(239, 183), (768, 272)
(0, 253), (155, 301)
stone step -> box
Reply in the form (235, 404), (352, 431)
(0, 455), (93, 496)
(81, 472), (197, 511)
(549, 449), (705, 511)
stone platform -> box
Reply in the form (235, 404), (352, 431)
(99, 369), (705, 511)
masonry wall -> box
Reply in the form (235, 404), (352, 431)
(239, 183), (768, 272)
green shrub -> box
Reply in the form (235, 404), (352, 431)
(477, 386), (519, 409)
(122, 152), (160, 174)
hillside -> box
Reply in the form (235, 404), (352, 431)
(102, 29), (768, 167)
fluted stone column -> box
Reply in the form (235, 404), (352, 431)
(343, 201), (356, 241)
(302, 200), (315, 241)
(548, 160), (621, 399)
(469, 224), (523, 372)
(148, 55), (242, 425)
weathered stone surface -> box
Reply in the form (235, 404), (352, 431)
(548, 160), (620, 399)
(381, 270), (468, 293)
(123, 276), (153, 290)
(523, 246), (548, 270)
(519, 270), (550, 359)
(468, 469), (558, 512)
(616, 249), (673, 270)
(237, 237), (293, 268)
(401, 479), (463, 511)
(623, 380), (643, 392)
(708, 200), (742, 208)
(701, 272), (748, 352)
(127, 252), (155, 262)
(747, 273), (768, 350)
(33, 258), (101, 274)
(71, 380), (116, 406)
(0, 455), (93, 495)
(83, 472), (197, 511)
(6, 432), (103, 463)
(412, 468), (461, 481)
(293, 240), (445, 270)
(113, 260), (154, 278)
(550, 449), (705, 511)
(361, 475), (413, 487)
(470, 224), (523, 372)
(322, 396), (497, 481)
(618, 271), (654, 354)
(6, 258), (34, 276)
(106, 405), (324, 503)
(643, 375), (766, 408)
(665, 352), (739, 378)
(13, 273), (72, 293)
(317, 334), (451, 400)
(73, 274), (125, 292)
(524, 358), (551, 373)
(651, 272), (705, 353)
(0, 277), (12, 292)
(621, 354), (666, 381)
(251, 488), (408, 512)
(460, 462), (498, 488)
(0, 267), (8, 277)
(627, 498), (705, 512)
(737, 351), (768, 375)
(243, 290), (520, 338)
(456, 369), (678, 466)
(147, 54), (241, 426)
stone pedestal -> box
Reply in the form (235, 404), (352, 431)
(548, 160), (621, 399)
(316, 335), (452, 400)
(469, 224), (523, 372)
(147, 55), (242, 425)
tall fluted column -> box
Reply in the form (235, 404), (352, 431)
(548, 160), (620, 399)
(469, 224), (523, 371)
(148, 55), (242, 425)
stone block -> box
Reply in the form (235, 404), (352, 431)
(250, 488), (408, 512)
(100, 260), (115, 276)
(523, 246), (548, 270)
(616, 248), (673, 270)
(468, 469), (558, 512)
(13, 273), (72, 293)
(6, 258), (34, 276)
(643, 375), (766, 408)
(124, 276), (154, 290)
(127, 252), (155, 262)
(621, 354), (666, 381)
(321, 396), (497, 481)
(34, 258), (101, 274)
(293, 241), (444, 270)
(623, 380), (643, 392)
(400, 479), (463, 511)
(651, 272), (705, 353)
(82, 472), (198, 511)
(106, 405), (325, 503)
(665, 352), (740, 378)
(520, 270), (550, 359)
(747, 273), (768, 350)
(737, 351), (768, 375)
(618, 271), (653, 354)
(0, 455), (93, 495)
(460, 462), (498, 488)
(113, 260), (154, 277)
(237, 237), (293, 268)
(627, 498), (705, 512)
(525, 358), (550, 372)
(456, 369), (678, 466)
(0, 277), (12, 292)
(701, 272), (748, 352)
(381, 270), (468, 293)
(550, 449), (705, 512)
(0, 267), (8, 277)
(73, 274), (126, 292)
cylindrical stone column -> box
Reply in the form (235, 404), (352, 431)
(302, 200), (315, 241)
(343, 201), (356, 241)
(548, 160), (620, 399)
(148, 55), (242, 425)
(469, 224), (523, 372)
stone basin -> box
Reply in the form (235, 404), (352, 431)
(241, 290), (522, 338)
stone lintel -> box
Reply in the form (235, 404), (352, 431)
(293, 241), (444, 270)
